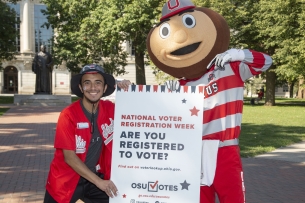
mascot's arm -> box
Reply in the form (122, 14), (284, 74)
(233, 49), (272, 81)
(208, 49), (273, 81)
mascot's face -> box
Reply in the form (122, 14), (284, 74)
(147, 7), (230, 79)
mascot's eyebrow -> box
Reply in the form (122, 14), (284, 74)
(155, 18), (170, 27)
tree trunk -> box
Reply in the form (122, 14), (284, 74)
(265, 66), (276, 106)
(297, 78), (304, 99)
(135, 51), (146, 85)
(289, 81), (295, 98)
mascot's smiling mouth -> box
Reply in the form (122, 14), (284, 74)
(170, 42), (201, 56)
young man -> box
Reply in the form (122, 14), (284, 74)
(44, 64), (118, 203)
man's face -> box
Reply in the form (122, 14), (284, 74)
(79, 73), (107, 103)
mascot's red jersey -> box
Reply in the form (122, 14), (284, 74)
(179, 49), (272, 141)
(45, 100), (114, 203)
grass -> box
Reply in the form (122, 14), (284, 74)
(0, 108), (10, 116)
(0, 96), (14, 104)
(0, 95), (304, 157)
(72, 96), (79, 102)
(240, 100), (305, 157)
(0, 96), (13, 116)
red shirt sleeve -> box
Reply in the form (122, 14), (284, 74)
(54, 111), (76, 150)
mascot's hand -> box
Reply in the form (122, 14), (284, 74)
(207, 49), (245, 69)
(165, 80), (180, 91)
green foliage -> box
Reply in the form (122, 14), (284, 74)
(0, 1), (19, 69)
(254, 0), (305, 81)
(41, 0), (165, 81)
(0, 96), (14, 104)
(151, 64), (176, 85)
(85, 0), (165, 84)
(40, 0), (305, 88)
(0, 108), (10, 116)
(41, 0), (127, 74)
(191, 0), (305, 102)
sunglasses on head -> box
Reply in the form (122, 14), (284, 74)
(81, 64), (105, 74)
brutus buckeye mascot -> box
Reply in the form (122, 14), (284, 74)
(147, 0), (272, 202)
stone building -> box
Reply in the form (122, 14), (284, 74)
(0, 0), (157, 95)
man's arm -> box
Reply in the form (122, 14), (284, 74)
(63, 149), (118, 197)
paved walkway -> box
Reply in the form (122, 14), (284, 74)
(0, 105), (305, 203)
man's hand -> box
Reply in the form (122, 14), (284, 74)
(95, 179), (118, 198)
(63, 150), (119, 198)
(165, 80), (180, 91)
(116, 79), (131, 91)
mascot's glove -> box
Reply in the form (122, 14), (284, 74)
(165, 80), (180, 91)
(207, 49), (245, 69)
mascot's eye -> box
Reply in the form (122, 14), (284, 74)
(159, 23), (171, 39)
(182, 14), (196, 28)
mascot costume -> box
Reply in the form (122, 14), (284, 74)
(146, 0), (272, 202)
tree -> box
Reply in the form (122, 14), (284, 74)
(0, 0), (19, 69)
(195, 1), (305, 104)
(42, 0), (165, 83)
(83, 0), (165, 84)
(254, 0), (305, 101)
(41, 0), (128, 75)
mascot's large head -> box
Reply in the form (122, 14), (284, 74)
(147, 0), (230, 79)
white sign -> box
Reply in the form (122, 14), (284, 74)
(110, 85), (204, 203)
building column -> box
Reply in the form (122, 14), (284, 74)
(18, 70), (22, 94)
(22, 0), (32, 53)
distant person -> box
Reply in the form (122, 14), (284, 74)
(251, 89), (264, 105)
(44, 64), (119, 203)
(258, 89), (264, 100)
(32, 45), (53, 94)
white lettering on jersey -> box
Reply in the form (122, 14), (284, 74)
(101, 118), (114, 145)
(75, 135), (86, 153)
(204, 82), (218, 98)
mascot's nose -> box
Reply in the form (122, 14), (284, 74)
(173, 29), (188, 44)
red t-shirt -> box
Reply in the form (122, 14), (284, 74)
(46, 99), (115, 203)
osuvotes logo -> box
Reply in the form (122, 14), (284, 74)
(131, 180), (178, 192)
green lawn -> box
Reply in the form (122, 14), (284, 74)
(0, 95), (305, 157)
(0, 96), (14, 104)
(0, 96), (13, 116)
(0, 108), (10, 116)
(240, 100), (305, 157)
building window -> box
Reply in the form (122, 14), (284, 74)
(275, 86), (278, 92)
(7, 3), (20, 52)
(282, 84), (289, 92)
(34, 5), (53, 53)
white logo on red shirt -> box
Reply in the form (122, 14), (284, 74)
(75, 135), (86, 153)
(101, 118), (114, 145)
